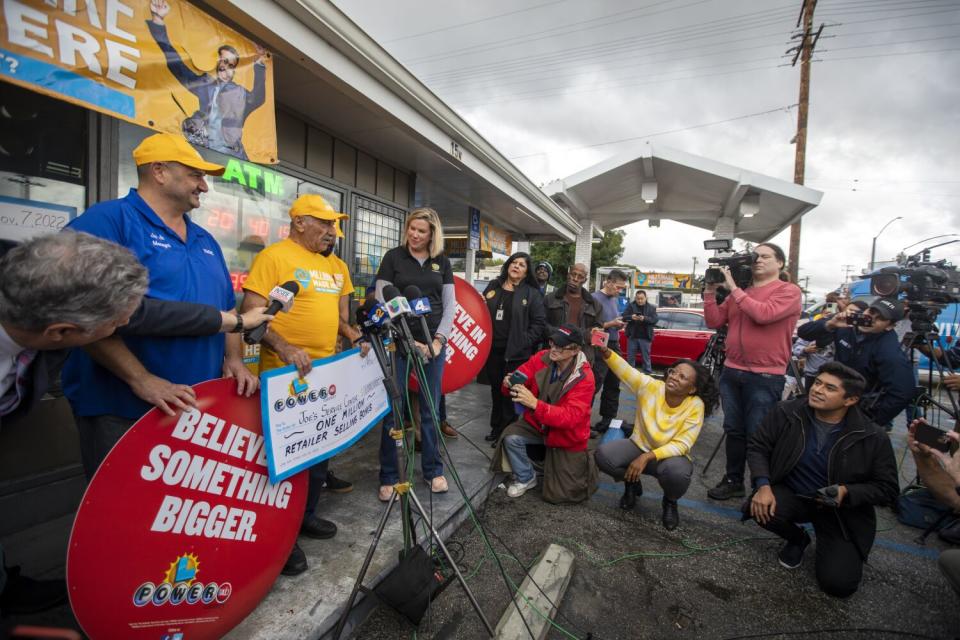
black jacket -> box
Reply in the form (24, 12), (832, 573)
(544, 286), (603, 363)
(482, 280), (546, 362)
(796, 319), (915, 425)
(622, 302), (659, 340)
(746, 397), (899, 552)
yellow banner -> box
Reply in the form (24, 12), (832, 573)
(480, 221), (512, 256)
(635, 272), (694, 289)
(0, 0), (277, 163)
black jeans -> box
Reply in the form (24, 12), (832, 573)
(755, 484), (871, 598)
(484, 348), (524, 437)
(718, 367), (784, 484)
(590, 343), (621, 425)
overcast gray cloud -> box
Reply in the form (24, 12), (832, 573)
(333, 0), (960, 298)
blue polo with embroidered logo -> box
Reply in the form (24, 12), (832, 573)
(62, 189), (235, 419)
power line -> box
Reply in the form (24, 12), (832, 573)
(818, 45), (960, 60)
(381, 0), (570, 43)
(507, 104), (797, 160)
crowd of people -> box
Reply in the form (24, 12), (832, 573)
(1, 131), (958, 616)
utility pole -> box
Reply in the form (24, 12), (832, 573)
(691, 256), (699, 279)
(801, 275), (810, 305)
(786, 0), (824, 284)
(841, 264), (855, 283)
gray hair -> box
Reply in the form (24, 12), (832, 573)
(0, 232), (149, 332)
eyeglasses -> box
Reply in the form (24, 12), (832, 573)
(548, 340), (578, 352)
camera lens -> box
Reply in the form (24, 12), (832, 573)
(870, 273), (900, 297)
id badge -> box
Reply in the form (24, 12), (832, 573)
(496, 308), (504, 321)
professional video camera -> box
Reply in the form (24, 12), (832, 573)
(870, 251), (960, 339)
(702, 238), (756, 303)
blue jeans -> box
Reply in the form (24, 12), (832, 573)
(379, 353), (446, 485)
(719, 367), (785, 485)
(626, 337), (653, 373)
(503, 432), (544, 483)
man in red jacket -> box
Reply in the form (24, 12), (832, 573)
(703, 243), (802, 501)
(490, 324), (597, 503)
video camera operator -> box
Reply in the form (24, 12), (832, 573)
(703, 242), (802, 501)
(797, 298), (915, 428)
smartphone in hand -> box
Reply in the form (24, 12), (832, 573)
(591, 331), (609, 348)
(915, 420), (953, 453)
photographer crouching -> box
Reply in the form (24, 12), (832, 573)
(703, 243), (802, 500)
(796, 298), (915, 429)
(746, 362), (899, 597)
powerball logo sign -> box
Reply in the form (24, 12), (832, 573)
(132, 553), (231, 607)
(274, 377), (337, 412)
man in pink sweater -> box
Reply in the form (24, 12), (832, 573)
(703, 243), (802, 500)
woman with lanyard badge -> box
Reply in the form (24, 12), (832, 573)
(375, 208), (454, 500)
(481, 252), (547, 444)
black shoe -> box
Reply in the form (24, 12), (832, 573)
(662, 498), (679, 531)
(593, 419), (611, 432)
(619, 481), (641, 510)
(322, 471), (353, 493)
(707, 477), (745, 500)
(282, 543), (308, 576)
(300, 516), (337, 539)
(778, 530), (811, 569)
(484, 431), (499, 442)
(0, 566), (67, 614)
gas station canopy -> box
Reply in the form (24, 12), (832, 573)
(545, 143), (822, 243)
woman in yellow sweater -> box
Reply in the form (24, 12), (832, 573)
(594, 339), (719, 530)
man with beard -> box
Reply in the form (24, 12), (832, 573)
(148, 0), (267, 159)
(544, 263), (603, 365)
(241, 194), (367, 576)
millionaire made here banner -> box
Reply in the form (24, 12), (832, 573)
(261, 348), (391, 483)
(0, 0), (277, 163)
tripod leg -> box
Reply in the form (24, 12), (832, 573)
(332, 491), (400, 640)
(406, 489), (496, 637)
(701, 431), (726, 477)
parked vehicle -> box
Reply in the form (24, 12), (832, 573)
(619, 307), (714, 368)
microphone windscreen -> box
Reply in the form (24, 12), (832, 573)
(280, 281), (300, 295)
(382, 285), (401, 300)
(403, 284), (422, 300)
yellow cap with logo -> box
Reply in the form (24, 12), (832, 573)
(132, 132), (225, 176)
(289, 194), (349, 237)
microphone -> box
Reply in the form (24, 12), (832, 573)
(243, 281), (299, 345)
(381, 285), (421, 362)
(404, 285), (437, 358)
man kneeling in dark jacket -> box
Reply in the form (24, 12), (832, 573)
(745, 361), (899, 598)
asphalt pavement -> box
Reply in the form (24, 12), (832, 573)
(354, 377), (958, 640)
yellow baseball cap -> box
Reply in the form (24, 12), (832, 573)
(132, 132), (225, 176)
(289, 194), (349, 237)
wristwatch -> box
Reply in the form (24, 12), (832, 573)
(232, 313), (244, 333)
(434, 334), (448, 348)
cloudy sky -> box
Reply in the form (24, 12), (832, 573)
(333, 0), (960, 298)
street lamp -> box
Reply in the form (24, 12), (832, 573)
(870, 216), (903, 272)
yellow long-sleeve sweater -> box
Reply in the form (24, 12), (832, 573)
(603, 350), (705, 460)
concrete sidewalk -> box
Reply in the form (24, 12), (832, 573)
(226, 383), (498, 640)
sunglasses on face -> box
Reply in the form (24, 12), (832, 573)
(548, 340), (578, 352)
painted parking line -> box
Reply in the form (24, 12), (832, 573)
(592, 481), (939, 560)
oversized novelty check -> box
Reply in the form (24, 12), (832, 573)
(260, 348), (389, 482)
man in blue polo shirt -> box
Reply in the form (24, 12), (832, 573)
(63, 132), (257, 479)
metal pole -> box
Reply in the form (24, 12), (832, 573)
(870, 236), (877, 272)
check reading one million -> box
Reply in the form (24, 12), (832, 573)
(260, 347), (390, 483)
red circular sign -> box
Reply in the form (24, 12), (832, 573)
(67, 379), (307, 640)
(441, 276), (492, 394)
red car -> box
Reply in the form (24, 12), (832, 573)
(618, 308), (714, 368)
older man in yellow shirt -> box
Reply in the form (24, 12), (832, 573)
(593, 338), (719, 530)
(241, 193), (366, 576)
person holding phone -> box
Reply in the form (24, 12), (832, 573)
(746, 362), (898, 598)
(622, 289), (658, 373)
(594, 337), (718, 530)
(490, 324), (596, 503)
(481, 252), (546, 444)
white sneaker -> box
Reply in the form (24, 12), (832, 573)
(506, 476), (537, 498)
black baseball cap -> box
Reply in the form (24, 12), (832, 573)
(870, 298), (904, 322)
(549, 323), (583, 347)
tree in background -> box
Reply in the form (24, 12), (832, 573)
(531, 230), (626, 288)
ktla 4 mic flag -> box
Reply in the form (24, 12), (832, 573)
(261, 347), (391, 483)
(0, 0), (277, 163)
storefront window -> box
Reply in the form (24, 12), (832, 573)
(118, 122), (343, 293)
(353, 195), (404, 296)
(0, 83), (86, 242)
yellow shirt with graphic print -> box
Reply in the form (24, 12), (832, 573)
(603, 350), (705, 460)
(243, 238), (354, 373)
